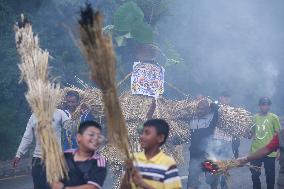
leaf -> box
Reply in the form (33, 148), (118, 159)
(115, 32), (132, 47)
(162, 42), (184, 66)
(114, 1), (144, 31)
(130, 20), (154, 43)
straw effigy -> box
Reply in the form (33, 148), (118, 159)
(15, 15), (68, 184)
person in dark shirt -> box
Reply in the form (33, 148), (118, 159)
(187, 99), (219, 189)
(52, 121), (107, 189)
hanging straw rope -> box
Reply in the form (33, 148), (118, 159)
(15, 15), (68, 184)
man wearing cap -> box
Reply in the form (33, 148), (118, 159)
(249, 97), (281, 189)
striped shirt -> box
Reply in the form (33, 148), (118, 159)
(133, 151), (182, 189)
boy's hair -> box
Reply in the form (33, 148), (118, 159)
(143, 119), (169, 146)
(78, 121), (102, 134)
(66, 90), (80, 101)
(258, 97), (272, 105)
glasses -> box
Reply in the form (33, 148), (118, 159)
(84, 132), (105, 142)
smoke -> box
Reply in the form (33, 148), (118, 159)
(158, 0), (284, 112)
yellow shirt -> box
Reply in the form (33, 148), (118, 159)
(133, 151), (182, 189)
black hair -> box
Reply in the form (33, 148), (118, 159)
(258, 97), (272, 105)
(78, 121), (102, 134)
(66, 90), (80, 101)
(143, 119), (169, 146)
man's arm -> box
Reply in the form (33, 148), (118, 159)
(240, 146), (273, 164)
(13, 115), (35, 167)
(239, 133), (279, 164)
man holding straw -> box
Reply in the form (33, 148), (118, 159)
(12, 109), (69, 189)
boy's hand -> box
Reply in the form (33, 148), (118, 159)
(12, 157), (20, 168)
(52, 181), (64, 189)
(132, 169), (145, 187)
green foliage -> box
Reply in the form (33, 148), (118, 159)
(130, 20), (154, 43)
(113, 1), (154, 44)
(114, 1), (144, 31)
(133, 0), (173, 24)
(111, 0), (181, 65)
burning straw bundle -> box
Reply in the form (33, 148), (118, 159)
(78, 2), (131, 163)
(202, 159), (240, 175)
(15, 15), (68, 184)
(202, 159), (260, 175)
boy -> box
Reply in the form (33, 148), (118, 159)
(130, 119), (182, 189)
(238, 128), (284, 189)
(52, 121), (107, 189)
(249, 97), (280, 189)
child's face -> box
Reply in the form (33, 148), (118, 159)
(140, 126), (164, 150)
(259, 103), (270, 114)
(77, 127), (103, 151)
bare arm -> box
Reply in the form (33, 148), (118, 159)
(239, 146), (273, 164)
(15, 115), (35, 158)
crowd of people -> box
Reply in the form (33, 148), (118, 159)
(11, 90), (284, 189)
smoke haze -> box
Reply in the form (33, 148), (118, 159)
(158, 0), (284, 114)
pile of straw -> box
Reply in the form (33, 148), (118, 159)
(120, 91), (153, 121)
(15, 15), (68, 184)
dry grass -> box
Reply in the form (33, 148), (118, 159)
(78, 5), (130, 158)
(15, 15), (68, 184)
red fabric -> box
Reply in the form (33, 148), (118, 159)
(266, 133), (279, 151)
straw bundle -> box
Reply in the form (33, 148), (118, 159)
(120, 91), (153, 121)
(202, 159), (260, 175)
(202, 159), (240, 175)
(78, 2), (131, 160)
(218, 105), (253, 137)
(15, 15), (68, 184)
